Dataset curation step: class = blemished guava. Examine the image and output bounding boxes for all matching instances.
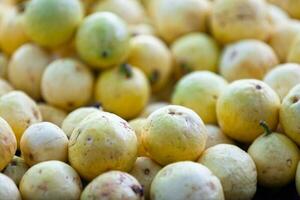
[8,43,51,100]
[68,111,138,181]
[220,39,279,82]
[171,33,220,78]
[129,118,148,156]
[81,171,144,200]
[20,122,68,166]
[263,63,300,100]
[0,53,8,79]
[0,173,21,200]
[142,105,207,165]
[0,78,13,97]
[127,35,172,92]
[211,0,271,44]
[217,79,280,143]
[172,71,228,124]
[37,103,67,127]
[19,161,82,200]
[268,0,300,19]
[95,64,150,120]
[151,161,224,200]
[24,0,83,47]
[199,144,257,200]
[0,91,42,146]
[139,102,169,118]
[3,156,29,186]
[205,124,234,149]
[148,0,210,43]
[248,121,300,188]
[76,12,130,69]
[41,58,94,111]
[129,157,162,200]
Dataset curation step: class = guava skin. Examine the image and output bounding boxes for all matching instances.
[3,156,29,186]
[0,173,21,200]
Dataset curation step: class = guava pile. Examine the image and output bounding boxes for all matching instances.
[1,0,300,199]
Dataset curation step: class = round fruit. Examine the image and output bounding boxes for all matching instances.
[61,107,101,138]
[280,84,300,145]
[95,64,150,119]
[24,0,83,47]
[0,173,21,200]
[0,78,13,96]
[0,91,42,145]
[199,144,257,200]
[263,63,300,100]
[81,171,144,200]
[127,35,172,92]
[0,53,8,79]
[172,71,228,124]
[19,161,82,200]
[0,117,17,171]
[76,12,130,69]
[37,103,67,127]
[217,79,280,143]
[268,0,300,19]
[8,43,51,100]
[142,105,207,165]
[20,122,68,166]
[205,125,234,149]
[220,39,278,81]
[171,33,220,77]
[248,121,300,187]
[41,58,94,111]
[68,111,138,180]
[151,161,224,200]
[149,0,210,43]
[211,0,271,44]
[140,102,169,118]
[129,118,148,156]
[3,156,29,186]
[129,157,161,199]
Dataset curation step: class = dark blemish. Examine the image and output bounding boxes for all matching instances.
[38,183,48,191]
[208,182,216,191]
[229,50,237,60]
[144,168,150,175]
[90,102,102,109]
[131,185,144,197]
[67,102,74,108]
[180,62,191,75]
[101,51,108,58]
[87,137,92,143]
[11,160,17,166]
[149,70,160,85]
[169,111,175,115]
[75,65,82,72]
[292,96,299,104]
[236,12,254,20]
[29,153,34,161]
[262,170,267,174]
[119,174,126,183]
[26,119,31,125]
[255,85,262,90]
[3,136,8,142]
[66,176,69,179]
[287,159,292,167]
[101,192,109,197]
[32,109,39,119]
[38,169,42,174]
[121,121,131,130]
[213,95,218,100]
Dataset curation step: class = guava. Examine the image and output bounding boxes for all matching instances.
[0,78,13,96]
[205,124,234,149]
[3,156,29,186]
[0,173,21,200]
[37,103,67,127]
[129,118,148,156]
[268,0,300,19]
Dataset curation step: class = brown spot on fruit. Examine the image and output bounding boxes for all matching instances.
[38,169,42,174]
[29,153,34,161]
[101,51,108,58]
[255,85,262,90]
[208,182,216,191]
[131,185,144,197]
[144,168,150,175]
[287,159,292,167]
[291,96,299,104]
[229,50,237,60]
[38,183,48,191]
[67,101,74,108]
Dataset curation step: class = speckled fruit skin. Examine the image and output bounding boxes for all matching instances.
[199,144,257,200]
[76,12,130,69]
[216,79,280,143]
[129,118,148,156]
[3,156,29,186]
[81,171,144,200]
[24,0,83,47]
[68,111,138,181]
[37,104,67,127]
[0,173,21,200]
[211,0,271,44]
[172,71,228,124]
[19,161,82,200]
[205,124,234,150]
[142,105,207,166]
[151,161,224,200]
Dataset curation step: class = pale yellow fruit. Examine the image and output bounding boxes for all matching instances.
[0,173,21,200]
[3,156,29,186]
[129,157,162,200]
[248,122,300,188]
[211,0,271,44]
[129,118,148,156]
[288,35,300,63]
[263,63,300,100]
[267,4,289,28]
[0,53,8,79]
[279,84,300,145]
[95,64,150,119]
[38,103,67,127]
[127,35,172,92]
[61,107,100,138]
[142,105,207,165]
[92,0,146,24]
[68,111,138,180]
[139,101,169,118]
[0,91,42,145]
[0,7,29,55]
[81,171,144,200]
[41,58,94,111]
[129,23,157,37]
[199,144,257,200]
[268,0,300,19]
[172,71,228,124]
[20,122,68,166]
[171,33,220,77]
[296,162,300,195]
[19,161,82,200]
[0,78,13,96]
[151,161,224,200]
[8,43,51,100]
[268,20,300,62]
[149,0,210,43]
[217,79,280,143]
[205,125,234,149]
[0,117,16,171]
[220,40,279,82]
